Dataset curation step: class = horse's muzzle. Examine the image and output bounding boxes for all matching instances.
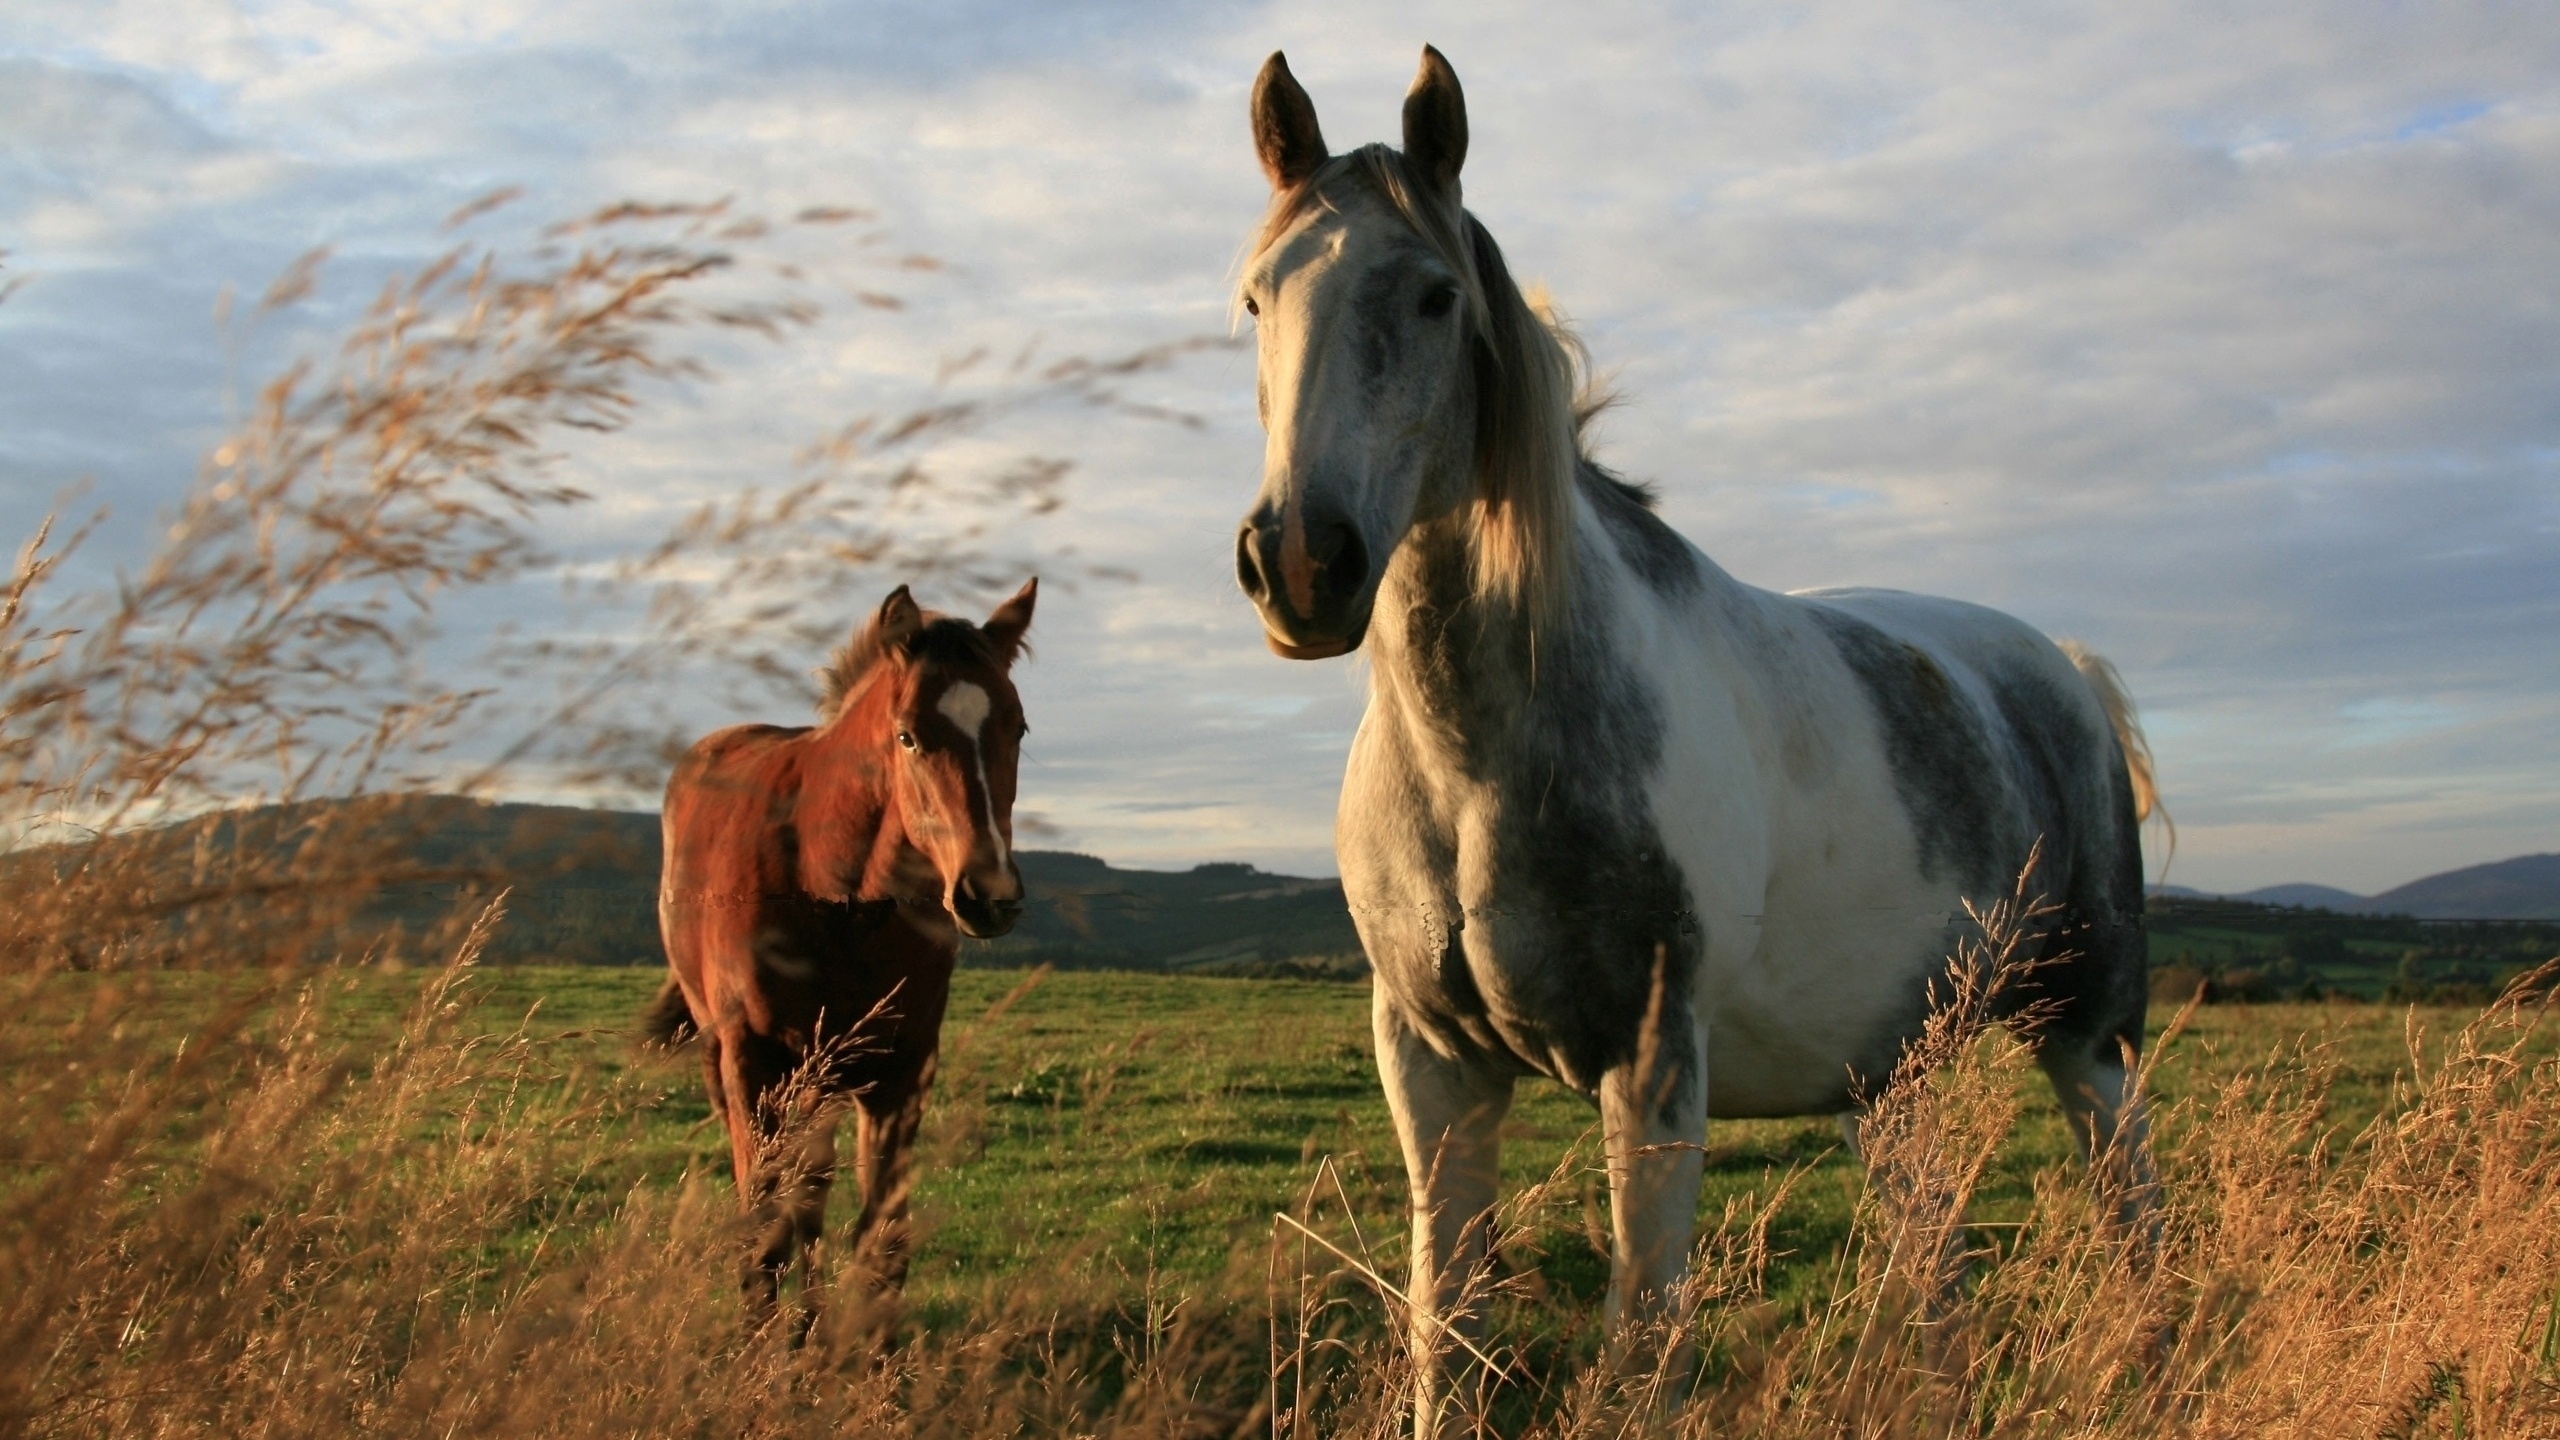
[1235,504,1373,660]
[949,866,1024,939]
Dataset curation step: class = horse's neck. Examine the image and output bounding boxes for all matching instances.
[1367,509,1590,746]
[1367,483,1755,763]
[794,699,907,903]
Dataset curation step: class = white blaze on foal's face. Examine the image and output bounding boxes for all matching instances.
[936,681,991,739]
[933,681,1007,865]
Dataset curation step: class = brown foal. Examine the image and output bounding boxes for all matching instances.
[647,580,1035,1333]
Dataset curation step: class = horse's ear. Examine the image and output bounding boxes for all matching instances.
[872,584,923,652]
[1401,44,1468,195]
[1252,52,1328,192]
[982,577,1037,664]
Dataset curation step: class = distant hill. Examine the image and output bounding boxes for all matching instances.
[15,797,1361,974]
[24,797,2553,985]
[364,799,1365,972]
[2370,854,2560,921]
[2238,883,2372,912]
[2151,853,2560,921]
[967,852,1361,974]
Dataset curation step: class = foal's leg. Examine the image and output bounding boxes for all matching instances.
[847,1050,937,1297]
[2039,1034,2161,1247]
[1375,999,1515,1439]
[779,1120,840,1344]
[720,1028,811,1330]
[1597,1012,1708,1340]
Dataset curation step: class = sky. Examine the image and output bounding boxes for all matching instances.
[3,1,2555,894]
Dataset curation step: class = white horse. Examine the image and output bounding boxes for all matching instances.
[1233,47,2162,1431]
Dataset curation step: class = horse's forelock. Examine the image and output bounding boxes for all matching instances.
[816,615,1005,720]
[1245,144,1582,630]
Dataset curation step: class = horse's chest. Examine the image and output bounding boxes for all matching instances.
[1342,741,1698,1095]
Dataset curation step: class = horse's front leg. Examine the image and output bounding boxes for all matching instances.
[1375,996,1515,1439]
[1598,1008,1708,1343]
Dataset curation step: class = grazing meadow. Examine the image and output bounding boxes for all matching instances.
[7,949,2557,1437]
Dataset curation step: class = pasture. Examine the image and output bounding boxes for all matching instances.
[9,955,2557,1436]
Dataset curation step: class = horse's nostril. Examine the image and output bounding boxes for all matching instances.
[956,872,1022,914]
[1235,525,1269,602]
[1319,521,1367,598]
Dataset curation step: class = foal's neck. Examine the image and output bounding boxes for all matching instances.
[795,679,918,905]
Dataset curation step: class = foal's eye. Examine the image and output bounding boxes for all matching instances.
[1242,296,1261,317]
[1419,285,1458,318]
[896,730,917,751]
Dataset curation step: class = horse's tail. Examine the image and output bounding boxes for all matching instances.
[640,975,698,1049]
[2058,642,2174,871]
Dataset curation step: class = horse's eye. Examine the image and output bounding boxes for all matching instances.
[896,730,917,751]
[1419,285,1458,318]
[1242,295,1260,317]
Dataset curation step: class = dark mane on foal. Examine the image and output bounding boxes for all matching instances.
[816,614,1003,719]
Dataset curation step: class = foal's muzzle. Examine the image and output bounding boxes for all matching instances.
[949,864,1024,939]
[1235,499,1372,660]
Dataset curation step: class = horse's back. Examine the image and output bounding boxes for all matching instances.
[1786,585,2130,883]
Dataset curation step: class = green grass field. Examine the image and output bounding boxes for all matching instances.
[35,963,2497,1325]
[14,957,2559,1437]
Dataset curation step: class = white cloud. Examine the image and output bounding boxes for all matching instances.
[2,0,2555,893]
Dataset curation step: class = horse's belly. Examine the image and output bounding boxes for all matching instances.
[1356,857,1949,1120]
[1694,903,1953,1116]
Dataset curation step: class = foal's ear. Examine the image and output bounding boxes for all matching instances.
[1252,51,1328,192]
[982,577,1037,664]
[872,584,924,651]
[1401,44,1468,195]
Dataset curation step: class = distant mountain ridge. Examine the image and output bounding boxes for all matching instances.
[2242,883,2372,912]
[34,798,2557,973]
[48,796,1363,972]
[2156,853,2560,920]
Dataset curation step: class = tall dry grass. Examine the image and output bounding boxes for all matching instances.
[6,882,2555,1437]
[5,202,2560,1437]
[1254,880,2560,1439]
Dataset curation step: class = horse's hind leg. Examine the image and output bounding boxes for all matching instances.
[780,1120,839,1345]
[700,1029,779,1330]
[2039,1034,2161,1248]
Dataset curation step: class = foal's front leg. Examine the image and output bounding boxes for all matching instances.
[847,1050,937,1298]
[721,1029,840,1339]
[1375,998,1515,1439]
